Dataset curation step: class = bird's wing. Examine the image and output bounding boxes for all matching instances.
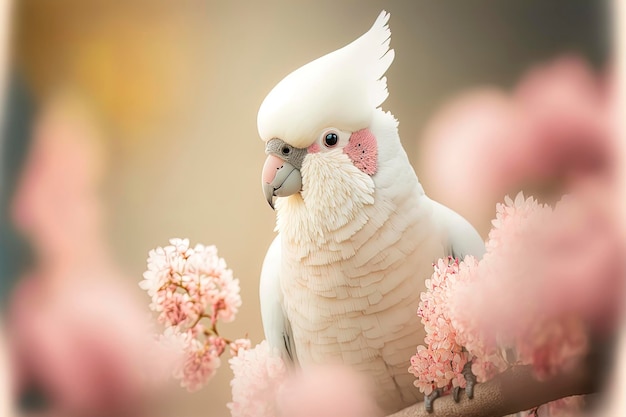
[259,234,298,364]
[429,198,486,260]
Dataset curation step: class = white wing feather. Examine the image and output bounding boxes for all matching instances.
[259,234,297,364]
[429,198,486,260]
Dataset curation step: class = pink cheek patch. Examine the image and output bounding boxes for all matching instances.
[344,128,378,175]
[307,143,320,154]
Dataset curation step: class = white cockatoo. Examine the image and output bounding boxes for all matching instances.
[258,11,485,414]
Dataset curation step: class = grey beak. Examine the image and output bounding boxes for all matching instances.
[262,161,303,210]
[263,181,276,209]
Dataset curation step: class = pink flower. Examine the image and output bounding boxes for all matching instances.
[541,189,624,330]
[419,56,613,236]
[141,238,246,392]
[0,322,12,417]
[176,339,221,392]
[6,94,172,415]
[410,257,492,394]
[229,342,381,417]
[140,239,189,297]
[140,239,242,329]
[186,244,242,323]
[414,192,605,392]
[515,318,588,381]
[8,276,158,415]
[277,365,382,417]
[229,338,252,357]
[156,291,196,327]
[228,341,287,417]
[536,396,585,417]
[470,357,508,384]
[409,345,469,395]
[448,193,593,380]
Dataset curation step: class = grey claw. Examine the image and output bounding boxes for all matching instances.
[453,386,461,402]
[424,388,442,413]
[462,361,477,399]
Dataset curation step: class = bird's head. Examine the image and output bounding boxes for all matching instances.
[258,11,402,218]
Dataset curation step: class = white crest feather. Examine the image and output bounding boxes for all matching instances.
[257,10,395,148]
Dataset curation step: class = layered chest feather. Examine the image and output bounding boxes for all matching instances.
[279,192,444,333]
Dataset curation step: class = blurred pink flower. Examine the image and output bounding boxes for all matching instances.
[448,193,598,380]
[541,186,625,330]
[538,396,585,417]
[419,56,613,235]
[516,318,588,380]
[228,341,381,417]
[228,341,287,417]
[7,94,165,416]
[411,189,618,408]
[10,93,108,262]
[456,191,622,338]
[277,365,382,417]
[0,323,13,417]
[151,327,193,381]
[8,275,157,416]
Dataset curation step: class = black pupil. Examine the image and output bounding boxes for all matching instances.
[282,146,291,155]
[325,133,338,146]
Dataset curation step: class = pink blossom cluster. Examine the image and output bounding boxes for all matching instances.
[450,194,592,379]
[409,257,468,395]
[412,193,603,408]
[409,256,506,396]
[140,238,249,392]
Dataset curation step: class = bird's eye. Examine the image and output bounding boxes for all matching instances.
[281,145,291,155]
[324,132,339,147]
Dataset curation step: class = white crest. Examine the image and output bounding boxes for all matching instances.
[257,11,395,148]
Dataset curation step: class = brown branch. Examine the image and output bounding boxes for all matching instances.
[388,363,595,417]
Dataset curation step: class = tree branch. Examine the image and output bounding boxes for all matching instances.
[388,363,595,417]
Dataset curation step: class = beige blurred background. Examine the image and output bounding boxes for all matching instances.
[8,1,608,416]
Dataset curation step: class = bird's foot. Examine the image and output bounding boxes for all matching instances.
[424,362,478,412]
[424,388,442,413]
[452,386,462,402]
[462,360,477,399]
[451,360,478,402]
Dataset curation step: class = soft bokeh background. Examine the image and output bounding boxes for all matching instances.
[0,1,612,416]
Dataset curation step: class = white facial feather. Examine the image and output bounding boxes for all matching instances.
[275,150,375,250]
[257,11,395,148]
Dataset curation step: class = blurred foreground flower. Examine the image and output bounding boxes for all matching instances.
[9,276,157,415]
[420,56,613,235]
[277,365,382,417]
[0,322,12,417]
[228,341,287,417]
[228,341,381,417]
[410,191,622,415]
[7,92,165,416]
[140,238,249,392]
